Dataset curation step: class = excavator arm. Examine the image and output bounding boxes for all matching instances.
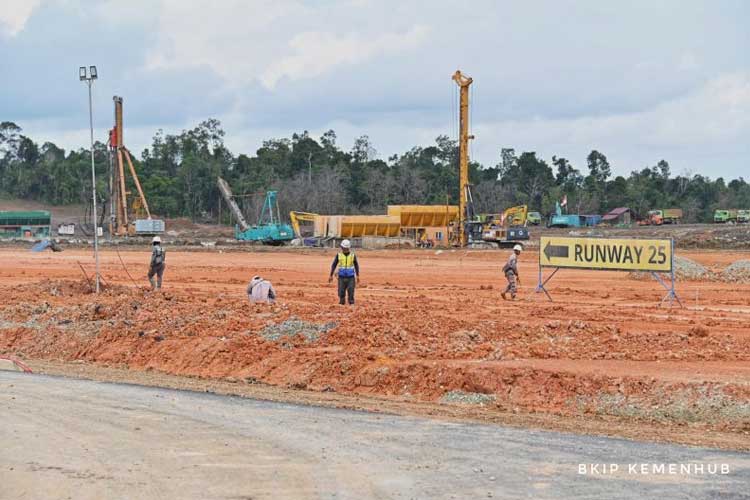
[501,205,528,227]
[289,211,318,238]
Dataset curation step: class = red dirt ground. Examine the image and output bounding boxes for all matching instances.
[1,247,750,439]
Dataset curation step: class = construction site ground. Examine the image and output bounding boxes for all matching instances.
[2,245,750,450]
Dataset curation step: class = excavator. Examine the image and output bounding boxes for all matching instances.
[478,205,530,247]
[289,211,318,239]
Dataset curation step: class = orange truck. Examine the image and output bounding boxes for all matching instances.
[639,208,683,226]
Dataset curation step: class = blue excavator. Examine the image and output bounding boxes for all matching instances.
[217,177,294,244]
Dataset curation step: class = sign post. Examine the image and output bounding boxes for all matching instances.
[536,236,682,307]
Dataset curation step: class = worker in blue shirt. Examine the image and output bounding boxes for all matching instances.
[328,239,360,305]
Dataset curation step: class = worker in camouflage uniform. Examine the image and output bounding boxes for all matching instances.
[501,244,523,300]
[328,239,360,305]
[148,236,166,290]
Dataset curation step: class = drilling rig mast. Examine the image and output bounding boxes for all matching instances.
[108,96,162,236]
[452,70,473,246]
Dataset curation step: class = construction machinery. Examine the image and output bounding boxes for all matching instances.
[108,96,164,236]
[217,177,294,244]
[549,201,585,228]
[500,205,528,226]
[639,208,683,226]
[450,70,530,247]
[452,70,473,247]
[476,205,530,247]
[527,211,542,225]
[714,209,739,223]
[714,208,750,223]
[289,211,319,239]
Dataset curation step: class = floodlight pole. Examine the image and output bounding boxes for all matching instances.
[82,67,100,293]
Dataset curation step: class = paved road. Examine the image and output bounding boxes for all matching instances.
[1,372,748,499]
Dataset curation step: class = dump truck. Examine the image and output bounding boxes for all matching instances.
[659,208,682,224]
[714,209,739,223]
[639,208,683,225]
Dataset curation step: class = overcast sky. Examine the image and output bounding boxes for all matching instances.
[1,0,748,178]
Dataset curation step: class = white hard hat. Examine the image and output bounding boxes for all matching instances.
[152,236,161,244]
[513,244,523,252]
[340,239,351,249]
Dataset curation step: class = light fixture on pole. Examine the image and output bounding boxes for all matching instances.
[79,65,101,293]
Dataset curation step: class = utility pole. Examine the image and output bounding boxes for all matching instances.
[307,151,313,184]
[80,66,100,293]
[452,70,473,246]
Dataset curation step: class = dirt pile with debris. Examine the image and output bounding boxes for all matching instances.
[630,255,709,281]
[720,260,750,284]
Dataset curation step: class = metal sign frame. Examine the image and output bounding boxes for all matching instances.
[536,236,682,307]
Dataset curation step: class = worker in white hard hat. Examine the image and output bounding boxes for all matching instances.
[328,239,360,305]
[501,244,523,300]
[148,235,166,290]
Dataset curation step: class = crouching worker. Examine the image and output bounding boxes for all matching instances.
[501,244,523,300]
[148,236,166,290]
[247,275,276,304]
[328,239,359,305]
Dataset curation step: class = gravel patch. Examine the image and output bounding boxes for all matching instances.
[583,386,750,424]
[673,256,709,280]
[720,260,750,284]
[629,255,708,281]
[259,317,337,343]
[440,390,496,405]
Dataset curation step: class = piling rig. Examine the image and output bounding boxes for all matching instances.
[107,96,164,236]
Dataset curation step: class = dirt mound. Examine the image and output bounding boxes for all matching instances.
[629,255,708,281]
[674,256,710,280]
[720,260,750,283]
[10,279,131,297]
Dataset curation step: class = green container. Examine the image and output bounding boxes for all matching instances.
[0,210,51,238]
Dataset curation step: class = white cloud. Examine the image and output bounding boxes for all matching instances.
[145,0,304,85]
[144,0,429,91]
[0,0,42,37]
[466,72,750,175]
[260,25,430,89]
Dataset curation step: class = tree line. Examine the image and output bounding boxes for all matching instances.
[1,119,749,223]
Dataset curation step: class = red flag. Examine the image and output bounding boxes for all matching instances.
[561,195,568,207]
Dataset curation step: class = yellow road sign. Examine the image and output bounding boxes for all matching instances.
[539,236,672,272]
